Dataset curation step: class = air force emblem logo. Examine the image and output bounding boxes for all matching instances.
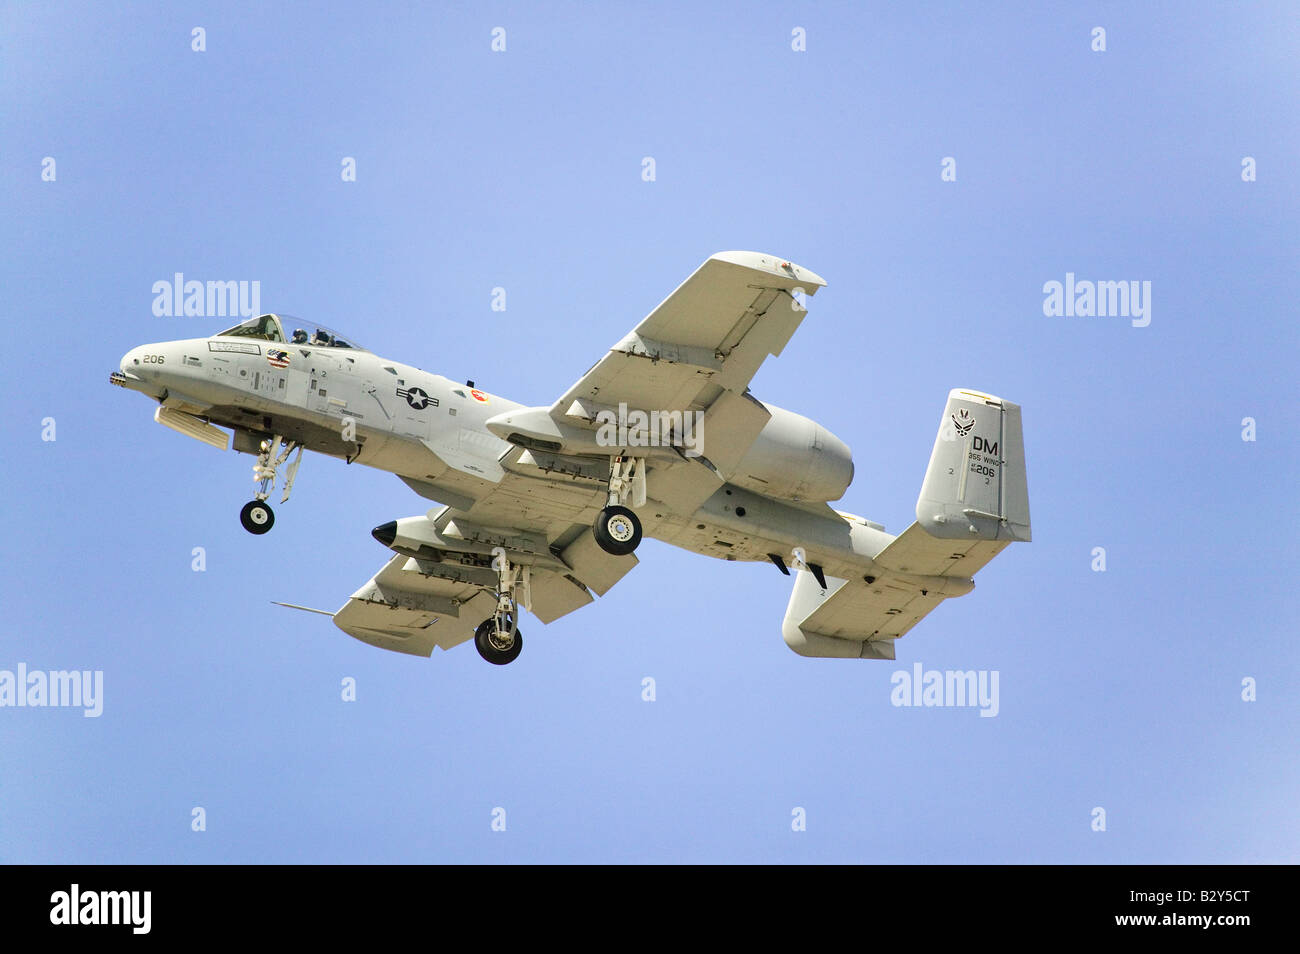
[397,386,436,410]
[951,407,975,437]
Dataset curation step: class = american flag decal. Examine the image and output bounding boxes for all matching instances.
[267,349,290,369]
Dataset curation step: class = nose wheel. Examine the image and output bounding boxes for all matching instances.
[239,435,304,535]
[240,499,275,534]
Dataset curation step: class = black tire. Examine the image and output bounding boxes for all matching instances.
[474,618,523,665]
[593,505,641,555]
[240,499,275,535]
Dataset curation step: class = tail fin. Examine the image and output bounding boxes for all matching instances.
[916,389,1030,543]
[780,389,1030,660]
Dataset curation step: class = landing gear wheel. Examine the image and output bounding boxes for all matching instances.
[240,500,275,535]
[593,505,641,556]
[474,618,523,666]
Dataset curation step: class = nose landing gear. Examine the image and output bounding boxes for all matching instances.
[240,435,303,535]
[239,499,275,534]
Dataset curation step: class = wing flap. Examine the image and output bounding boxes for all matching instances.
[559,530,638,597]
[693,388,772,475]
[528,570,594,624]
[560,352,712,419]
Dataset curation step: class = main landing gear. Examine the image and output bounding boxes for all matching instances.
[594,505,641,555]
[593,455,644,556]
[474,549,532,665]
[240,435,303,535]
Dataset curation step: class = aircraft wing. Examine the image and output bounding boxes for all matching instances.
[332,547,609,658]
[335,252,830,657]
[549,251,825,499]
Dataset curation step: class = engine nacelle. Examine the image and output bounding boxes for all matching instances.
[730,403,853,502]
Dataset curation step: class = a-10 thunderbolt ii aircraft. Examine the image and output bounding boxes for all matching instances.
[112,252,1030,665]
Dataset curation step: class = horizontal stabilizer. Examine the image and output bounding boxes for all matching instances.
[782,566,942,660]
[781,388,1030,659]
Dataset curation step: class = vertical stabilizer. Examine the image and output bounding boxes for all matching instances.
[916,389,1030,542]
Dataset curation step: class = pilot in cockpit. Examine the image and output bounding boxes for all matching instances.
[291,328,309,344]
[310,329,334,346]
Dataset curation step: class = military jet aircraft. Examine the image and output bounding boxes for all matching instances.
[112,252,1030,665]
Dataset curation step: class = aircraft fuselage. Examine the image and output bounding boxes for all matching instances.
[113,321,896,584]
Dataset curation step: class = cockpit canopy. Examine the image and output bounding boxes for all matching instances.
[216,314,366,351]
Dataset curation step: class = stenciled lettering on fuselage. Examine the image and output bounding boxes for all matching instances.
[207,340,261,355]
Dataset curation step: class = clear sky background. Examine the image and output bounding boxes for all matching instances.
[2,2,1296,863]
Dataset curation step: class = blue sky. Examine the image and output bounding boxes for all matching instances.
[1,1,1296,862]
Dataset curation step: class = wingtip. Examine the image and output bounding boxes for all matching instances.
[709,251,827,290]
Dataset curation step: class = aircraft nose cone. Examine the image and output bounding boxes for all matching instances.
[120,345,157,379]
[113,347,155,393]
[371,522,397,547]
